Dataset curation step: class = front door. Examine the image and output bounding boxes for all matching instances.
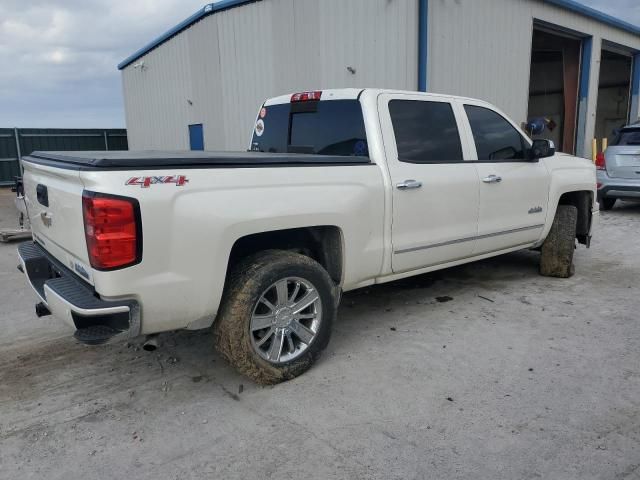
[189,124,204,151]
[458,101,550,254]
[378,94,480,274]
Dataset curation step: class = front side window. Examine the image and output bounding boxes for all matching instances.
[464,105,527,161]
[389,100,463,163]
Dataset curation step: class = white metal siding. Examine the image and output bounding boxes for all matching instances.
[427,0,640,158]
[122,0,419,151]
[122,32,194,150]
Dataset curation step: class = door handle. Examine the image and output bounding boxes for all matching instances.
[396,179,423,190]
[482,175,502,184]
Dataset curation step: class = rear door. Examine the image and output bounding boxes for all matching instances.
[605,128,640,179]
[458,100,550,255]
[378,93,480,273]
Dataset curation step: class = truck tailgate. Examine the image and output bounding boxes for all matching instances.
[22,160,94,284]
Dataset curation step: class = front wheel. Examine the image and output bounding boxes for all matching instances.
[213,250,337,384]
[539,205,578,278]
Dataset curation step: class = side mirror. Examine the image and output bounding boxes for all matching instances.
[529,139,555,160]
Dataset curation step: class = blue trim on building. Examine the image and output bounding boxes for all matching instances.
[542,0,640,37]
[630,54,640,122]
[117,0,258,70]
[417,0,429,92]
[575,36,592,158]
[578,37,592,102]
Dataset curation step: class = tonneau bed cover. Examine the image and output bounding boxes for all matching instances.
[22,151,371,170]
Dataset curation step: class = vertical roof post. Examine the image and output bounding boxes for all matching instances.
[418,0,429,92]
[631,53,640,123]
[14,127,23,176]
[575,36,593,158]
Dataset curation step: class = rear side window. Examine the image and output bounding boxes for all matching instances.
[250,100,368,157]
[464,105,526,161]
[250,105,289,154]
[612,128,640,146]
[389,100,463,163]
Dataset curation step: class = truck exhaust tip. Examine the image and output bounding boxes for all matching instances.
[142,335,158,351]
[35,302,51,317]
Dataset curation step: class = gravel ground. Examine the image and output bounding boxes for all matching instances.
[1,187,639,480]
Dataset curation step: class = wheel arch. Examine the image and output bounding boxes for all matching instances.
[542,160,597,247]
[557,190,593,245]
[225,226,345,286]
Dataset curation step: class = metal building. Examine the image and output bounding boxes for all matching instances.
[119,0,640,159]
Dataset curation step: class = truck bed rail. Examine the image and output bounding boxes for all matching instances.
[22,151,372,170]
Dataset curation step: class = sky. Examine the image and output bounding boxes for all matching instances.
[0,0,638,128]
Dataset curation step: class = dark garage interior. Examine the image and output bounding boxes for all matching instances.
[594,47,633,144]
[527,27,582,154]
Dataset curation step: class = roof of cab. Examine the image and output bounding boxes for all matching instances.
[263,88,488,106]
[264,89,364,105]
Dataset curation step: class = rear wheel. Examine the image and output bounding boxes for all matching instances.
[599,197,616,211]
[213,250,337,384]
[539,205,578,278]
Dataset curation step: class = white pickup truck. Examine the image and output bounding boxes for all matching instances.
[18,88,597,383]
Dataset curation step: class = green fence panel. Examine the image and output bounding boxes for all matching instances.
[0,128,128,186]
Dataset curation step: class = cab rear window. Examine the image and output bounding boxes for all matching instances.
[251,100,368,157]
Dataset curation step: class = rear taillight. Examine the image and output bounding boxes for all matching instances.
[291,91,322,102]
[595,152,606,170]
[82,192,141,270]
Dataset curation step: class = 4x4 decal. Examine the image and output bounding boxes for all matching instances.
[126,175,189,188]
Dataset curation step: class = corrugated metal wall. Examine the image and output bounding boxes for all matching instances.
[0,129,128,186]
[122,0,640,158]
[122,0,419,151]
[427,0,640,158]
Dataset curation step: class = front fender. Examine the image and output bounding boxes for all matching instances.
[537,156,597,244]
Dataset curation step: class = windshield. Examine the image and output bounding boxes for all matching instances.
[612,128,640,146]
[250,100,369,157]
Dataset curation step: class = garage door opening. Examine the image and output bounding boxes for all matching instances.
[594,48,633,145]
[527,28,582,154]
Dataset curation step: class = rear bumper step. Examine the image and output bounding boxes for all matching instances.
[17,241,140,345]
[74,325,123,346]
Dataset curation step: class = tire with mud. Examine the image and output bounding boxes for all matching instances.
[539,205,578,278]
[213,250,337,384]
[599,197,616,211]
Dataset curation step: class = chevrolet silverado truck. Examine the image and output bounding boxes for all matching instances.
[17,88,598,384]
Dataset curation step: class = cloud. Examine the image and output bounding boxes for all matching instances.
[0,0,637,129]
[578,0,640,26]
[0,0,205,127]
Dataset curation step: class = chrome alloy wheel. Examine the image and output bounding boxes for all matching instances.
[250,277,322,364]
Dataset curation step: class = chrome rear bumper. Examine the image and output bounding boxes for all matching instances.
[17,241,140,345]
